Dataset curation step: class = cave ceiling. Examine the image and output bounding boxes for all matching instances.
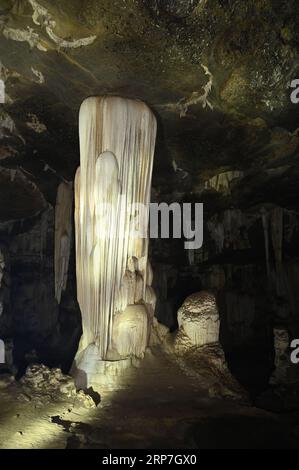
[1,0,299,219]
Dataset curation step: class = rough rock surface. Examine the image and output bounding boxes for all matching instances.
[0,0,299,428]
[270,328,299,385]
[1,349,298,449]
[111,305,149,359]
[1,0,299,213]
[168,328,247,401]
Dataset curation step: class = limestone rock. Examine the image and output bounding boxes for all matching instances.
[145,286,157,318]
[177,291,220,347]
[204,171,244,195]
[20,364,77,395]
[20,364,97,407]
[75,96,156,360]
[54,181,73,304]
[71,343,138,392]
[270,328,297,385]
[112,305,148,359]
[181,342,247,401]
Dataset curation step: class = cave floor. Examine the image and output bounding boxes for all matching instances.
[0,347,298,449]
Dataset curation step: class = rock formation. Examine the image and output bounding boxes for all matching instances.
[73,96,157,375]
[0,248,5,319]
[168,290,247,401]
[270,328,291,385]
[1,0,299,448]
[177,291,220,347]
[204,171,244,195]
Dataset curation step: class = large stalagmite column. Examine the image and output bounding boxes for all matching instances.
[74,96,157,369]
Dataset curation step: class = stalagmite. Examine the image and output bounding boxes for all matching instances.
[261,207,270,280]
[270,207,283,268]
[74,96,157,364]
[54,181,73,303]
[0,248,4,317]
[270,207,284,295]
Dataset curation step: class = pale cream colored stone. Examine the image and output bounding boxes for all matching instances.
[54,181,72,303]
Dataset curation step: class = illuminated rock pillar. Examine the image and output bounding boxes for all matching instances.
[74,96,157,364]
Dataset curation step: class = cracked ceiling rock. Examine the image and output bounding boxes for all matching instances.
[31,67,45,84]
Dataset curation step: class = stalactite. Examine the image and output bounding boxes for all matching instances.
[261,207,270,280]
[223,209,247,250]
[74,96,157,361]
[145,286,157,318]
[0,248,4,317]
[54,181,73,304]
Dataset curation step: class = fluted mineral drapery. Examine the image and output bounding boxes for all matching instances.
[75,96,157,359]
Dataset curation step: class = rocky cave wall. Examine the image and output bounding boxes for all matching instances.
[150,199,299,392]
[0,0,299,397]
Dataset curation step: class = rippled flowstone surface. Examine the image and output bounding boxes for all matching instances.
[0,353,298,449]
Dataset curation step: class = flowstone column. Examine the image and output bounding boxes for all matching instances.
[72,97,157,385]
